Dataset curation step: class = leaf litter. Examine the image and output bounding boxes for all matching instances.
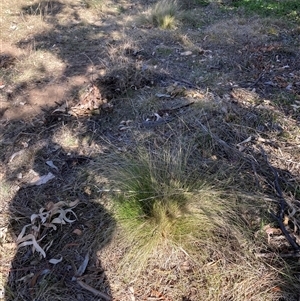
[28,172,55,186]
[17,200,79,258]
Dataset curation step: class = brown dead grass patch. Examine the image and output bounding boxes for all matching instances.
[15,51,65,84]
[203,17,270,46]
[1,0,53,44]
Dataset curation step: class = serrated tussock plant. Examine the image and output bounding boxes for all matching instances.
[107,139,221,269]
[147,0,180,29]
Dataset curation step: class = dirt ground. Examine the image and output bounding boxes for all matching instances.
[1,0,300,300]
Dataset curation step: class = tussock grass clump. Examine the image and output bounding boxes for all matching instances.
[108,139,202,266]
[144,0,180,29]
[95,136,300,299]
[107,139,251,272]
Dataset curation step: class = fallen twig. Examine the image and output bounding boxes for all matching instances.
[195,120,232,150]
[76,253,89,277]
[160,101,195,114]
[196,120,300,252]
[76,279,112,301]
[249,71,265,88]
[170,76,200,90]
[255,252,300,258]
[260,146,300,252]
[140,117,174,128]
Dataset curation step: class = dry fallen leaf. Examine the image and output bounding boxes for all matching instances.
[16,273,34,282]
[76,253,89,277]
[21,141,28,148]
[44,240,54,252]
[52,103,68,114]
[73,229,82,236]
[237,136,252,152]
[9,150,25,163]
[180,51,192,56]
[31,211,49,224]
[17,234,46,258]
[263,224,282,244]
[264,225,282,236]
[155,93,171,98]
[43,223,57,230]
[29,172,55,186]
[17,200,80,258]
[46,160,59,171]
[29,269,50,288]
[49,255,63,265]
[51,208,77,224]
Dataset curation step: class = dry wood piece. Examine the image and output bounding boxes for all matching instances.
[141,102,194,128]
[260,146,300,253]
[76,280,112,301]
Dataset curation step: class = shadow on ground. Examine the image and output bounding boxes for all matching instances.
[4,142,115,300]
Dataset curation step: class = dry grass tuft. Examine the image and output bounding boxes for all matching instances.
[14,51,65,85]
[142,0,180,29]
[91,135,283,298]
[52,126,80,151]
[88,111,300,299]
[93,138,300,300]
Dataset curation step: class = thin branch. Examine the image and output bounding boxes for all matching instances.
[76,280,112,301]
[249,71,265,88]
[260,146,300,253]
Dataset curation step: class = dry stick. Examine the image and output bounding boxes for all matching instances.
[169,76,201,90]
[164,101,195,113]
[195,120,230,149]
[76,280,112,301]
[195,119,255,163]
[196,120,267,194]
[249,71,265,88]
[196,120,300,251]
[256,252,300,258]
[260,146,300,253]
